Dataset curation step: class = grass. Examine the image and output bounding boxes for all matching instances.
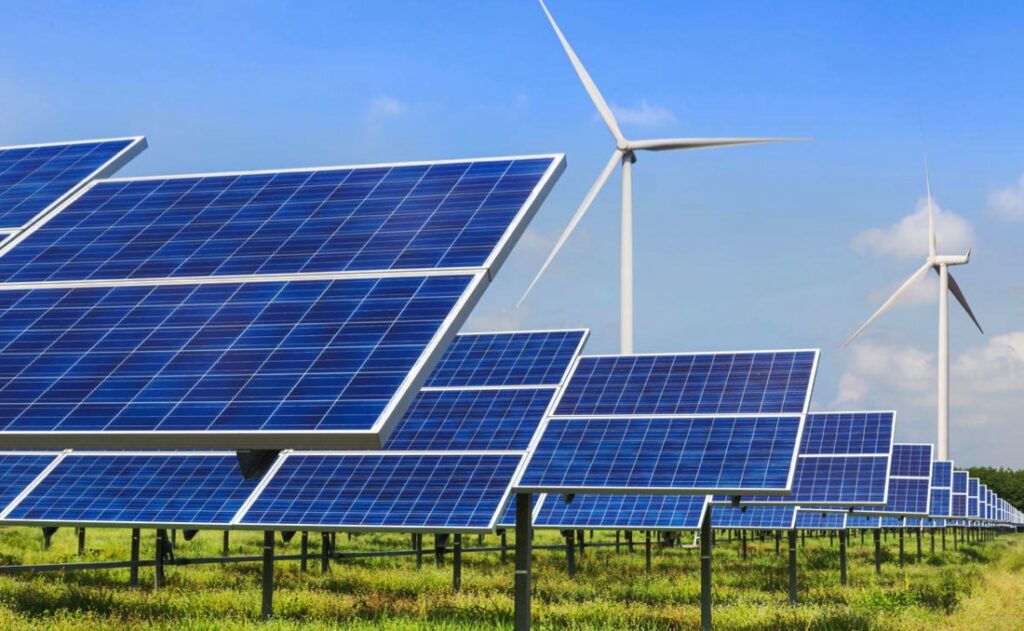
[0,526,1021,630]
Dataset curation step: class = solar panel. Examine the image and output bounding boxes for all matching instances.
[846,443,932,517]
[0,452,262,527]
[881,517,904,528]
[424,329,587,388]
[0,138,145,231]
[237,451,522,532]
[515,350,819,496]
[968,477,980,518]
[0,156,562,283]
[715,411,894,506]
[0,155,566,450]
[0,452,61,513]
[0,275,480,448]
[951,470,968,518]
[929,460,953,518]
[517,416,803,494]
[794,509,846,530]
[846,515,881,529]
[554,351,817,416]
[979,484,989,521]
[534,494,709,531]
[712,505,795,530]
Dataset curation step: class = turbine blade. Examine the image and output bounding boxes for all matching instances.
[946,271,983,334]
[629,137,811,152]
[924,151,937,258]
[517,149,623,307]
[843,261,933,347]
[537,0,626,145]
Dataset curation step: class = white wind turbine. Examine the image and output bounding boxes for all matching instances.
[844,157,983,461]
[518,0,807,353]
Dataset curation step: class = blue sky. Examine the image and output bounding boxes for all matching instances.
[4,1,1024,466]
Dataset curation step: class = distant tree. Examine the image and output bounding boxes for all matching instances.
[965,467,1024,512]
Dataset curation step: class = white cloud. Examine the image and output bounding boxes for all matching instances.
[364,95,408,134]
[987,174,1024,220]
[608,99,676,127]
[850,198,975,260]
[831,334,1024,464]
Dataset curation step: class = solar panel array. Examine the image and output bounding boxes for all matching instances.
[0,155,565,450]
[715,411,894,506]
[0,138,145,231]
[515,350,819,495]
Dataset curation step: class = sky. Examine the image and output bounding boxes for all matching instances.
[3,1,1023,467]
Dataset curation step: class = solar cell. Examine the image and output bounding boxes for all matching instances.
[794,509,846,530]
[516,415,803,494]
[238,451,522,532]
[716,411,894,506]
[424,329,586,388]
[0,452,61,513]
[0,156,563,283]
[534,494,708,530]
[713,505,795,530]
[0,274,482,448]
[554,351,817,416]
[0,138,145,231]
[0,452,262,526]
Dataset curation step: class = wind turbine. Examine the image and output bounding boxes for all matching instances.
[844,157,983,460]
[519,0,806,353]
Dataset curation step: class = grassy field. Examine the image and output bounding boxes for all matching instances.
[0,526,1021,630]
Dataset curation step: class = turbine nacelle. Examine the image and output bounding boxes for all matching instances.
[930,253,970,267]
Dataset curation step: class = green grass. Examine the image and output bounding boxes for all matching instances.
[0,527,1021,630]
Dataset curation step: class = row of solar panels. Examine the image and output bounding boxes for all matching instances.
[0,137,1020,533]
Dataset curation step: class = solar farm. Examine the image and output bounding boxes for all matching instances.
[2,4,1023,631]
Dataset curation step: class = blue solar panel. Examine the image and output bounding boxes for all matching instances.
[0,157,561,283]
[844,443,932,517]
[721,411,893,506]
[424,330,586,388]
[931,461,953,488]
[881,517,903,528]
[890,444,932,477]
[847,515,880,529]
[794,510,846,530]
[968,478,980,518]
[929,460,953,518]
[239,452,522,531]
[384,387,554,450]
[0,275,475,442]
[0,452,60,513]
[712,505,795,529]
[0,138,144,230]
[953,470,968,493]
[554,351,817,416]
[518,416,801,493]
[3,453,259,525]
[534,494,708,530]
[884,478,930,515]
[930,489,952,517]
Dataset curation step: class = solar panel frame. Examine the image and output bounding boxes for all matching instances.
[0,137,147,233]
[513,348,820,496]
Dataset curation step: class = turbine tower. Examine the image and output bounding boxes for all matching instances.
[844,157,983,460]
[519,0,806,353]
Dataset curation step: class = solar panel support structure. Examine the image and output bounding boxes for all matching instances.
[898,527,905,567]
[514,493,532,631]
[261,531,274,621]
[563,531,575,577]
[452,534,462,592]
[839,530,847,586]
[300,532,308,573]
[77,527,85,556]
[223,531,230,557]
[320,533,330,574]
[129,529,140,587]
[788,529,798,604]
[154,530,166,588]
[700,505,712,631]
[42,527,57,550]
[645,531,652,572]
[916,528,922,562]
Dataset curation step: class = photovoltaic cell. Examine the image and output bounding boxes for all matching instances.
[517,416,802,493]
[0,275,476,443]
[0,157,559,283]
[712,505,795,529]
[384,387,554,451]
[2,453,259,525]
[424,330,586,388]
[794,510,846,530]
[535,494,708,530]
[0,138,143,230]
[0,453,60,512]
[554,351,816,416]
[238,452,522,531]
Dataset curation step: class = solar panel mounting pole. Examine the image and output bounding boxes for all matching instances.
[787,529,798,604]
[514,493,532,631]
[129,529,140,587]
[261,531,274,621]
[898,527,905,567]
[300,531,308,573]
[564,531,576,577]
[700,506,713,631]
[320,533,330,574]
[645,531,652,572]
[839,529,847,586]
[453,534,462,592]
[155,530,166,588]
[916,528,922,562]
